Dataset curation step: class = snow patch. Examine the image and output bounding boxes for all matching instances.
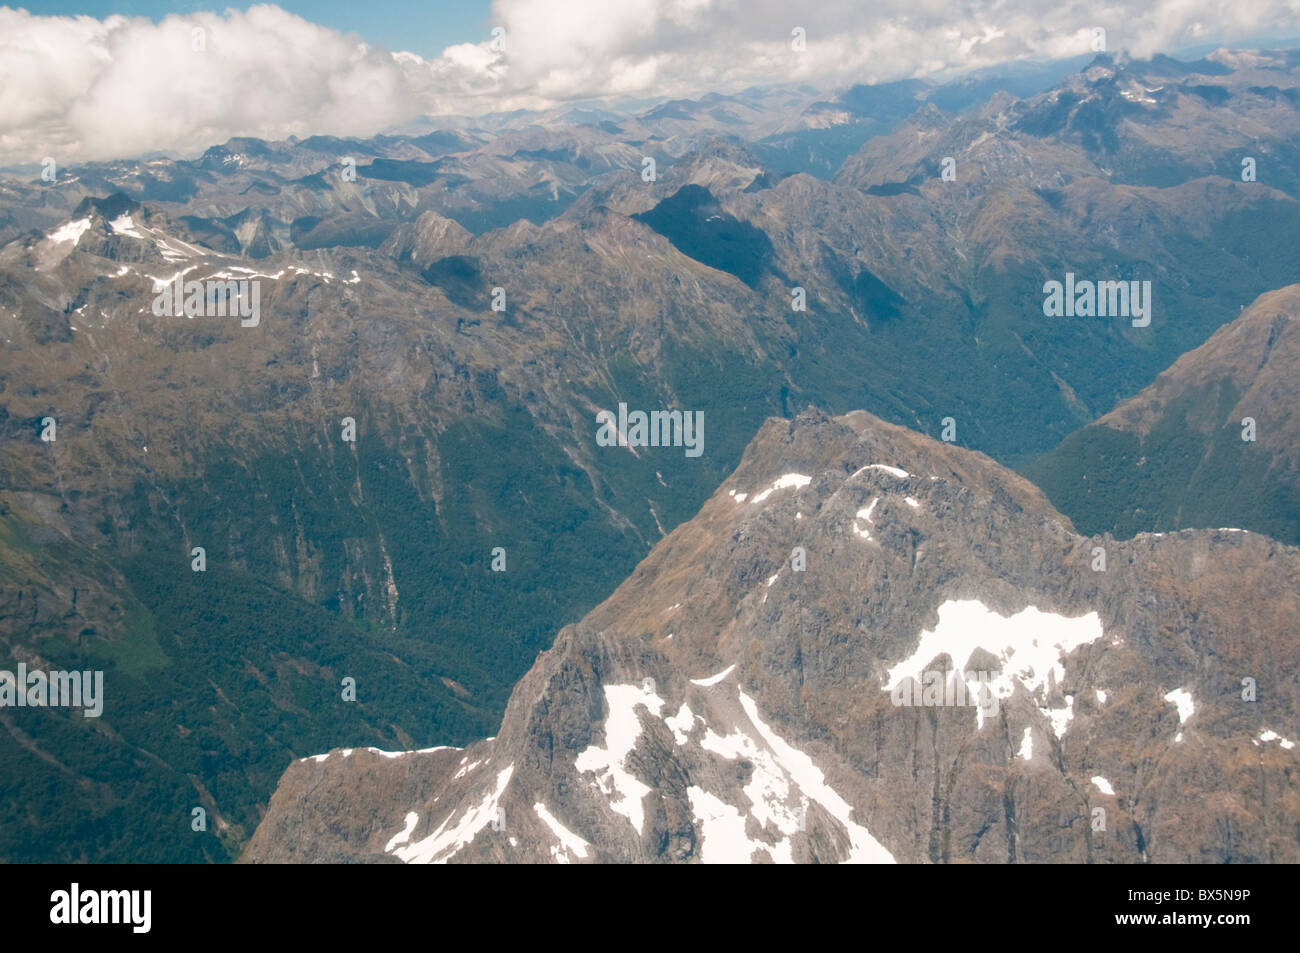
[851,464,909,479]
[883,600,1105,735]
[750,473,811,504]
[50,218,92,245]
[206,268,285,280]
[574,685,664,835]
[1258,730,1296,750]
[1044,695,1074,740]
[691,664,736,687]
[391,764,514,864]
[384,811,419,851]
[1163,688,1194,725]
[145,264,200,288]
[688,787,765,863]
[852,497,880,540]
[534,803,591,862]
[681,692,893,863]
[665,703,697,744]
[109,214,143,238]
[738,690,894,863]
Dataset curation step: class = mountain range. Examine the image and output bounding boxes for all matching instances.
[3,49,1299,862]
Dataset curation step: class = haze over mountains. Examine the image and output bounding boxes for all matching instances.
[3,47,1300,862]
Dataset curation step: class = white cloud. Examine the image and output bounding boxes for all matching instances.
[486,0,1300,100]
[0,5,430,163]
[2,0,1299,164]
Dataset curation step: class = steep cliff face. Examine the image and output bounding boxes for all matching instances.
[244,409,1300,863]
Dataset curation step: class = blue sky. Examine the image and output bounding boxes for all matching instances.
[16,0,493,56]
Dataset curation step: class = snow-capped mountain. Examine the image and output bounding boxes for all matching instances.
[244,408,1300,863]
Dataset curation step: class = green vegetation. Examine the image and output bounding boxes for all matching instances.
[0,549,497,863]
[1024,377,1300,545]
[2,376,755,862]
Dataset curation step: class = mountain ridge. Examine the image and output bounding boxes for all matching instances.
[244,407,1300,863]
[1027,283,1300,543]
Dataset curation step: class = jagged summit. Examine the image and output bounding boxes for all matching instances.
[71,191,140,221]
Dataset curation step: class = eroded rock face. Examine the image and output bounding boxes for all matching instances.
[243,409,1300,864]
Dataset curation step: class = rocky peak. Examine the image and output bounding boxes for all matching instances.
[244,409,1300,864]
[381,209,473,268]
